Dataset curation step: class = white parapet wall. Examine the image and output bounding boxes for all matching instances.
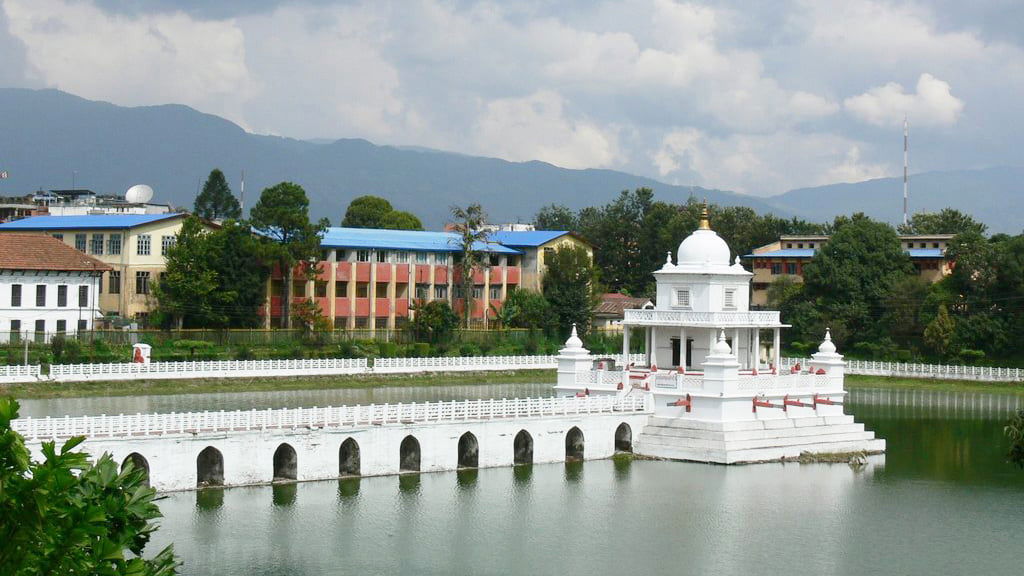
[15,395,651,492]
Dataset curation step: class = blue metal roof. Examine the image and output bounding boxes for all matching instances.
[320,227,522,254]
[0,213,184,230]
[747,247,945,259]
[488,230,571,247]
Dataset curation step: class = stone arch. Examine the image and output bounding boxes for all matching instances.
[615,422,633,453]
[197,446,224,487]
[273,443,298,481]
[339,438,361,477]
[121,452,150,487]
[458,432,479,469]
[400,435,421,472]
[565,426,585,461]
[513,430,533,466]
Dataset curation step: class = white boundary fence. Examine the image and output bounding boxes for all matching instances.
[12,394,650,440]
[0,365,41,383]
[47,358,369,382]
[780,357,1023,383]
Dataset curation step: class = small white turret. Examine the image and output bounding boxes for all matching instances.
[710,330,732,357]
[817,328,837,355]
[556,324,594,390]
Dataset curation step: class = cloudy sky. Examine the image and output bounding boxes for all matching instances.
[1,0,1021,196]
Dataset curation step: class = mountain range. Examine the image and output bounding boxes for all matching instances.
[0,88,1020,233]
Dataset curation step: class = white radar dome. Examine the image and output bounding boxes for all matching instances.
[125,184,154,204]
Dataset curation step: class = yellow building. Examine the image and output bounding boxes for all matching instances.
[745,233,954,307]
[488,231,593,292]
[0,214,212,320]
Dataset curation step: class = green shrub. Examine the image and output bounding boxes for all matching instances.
[50,335,66,363]
[412,343,430,358]
[459,343,482,357]
[233,346,254,360]
[959,349,986,365]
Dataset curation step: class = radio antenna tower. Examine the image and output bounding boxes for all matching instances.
[903,116,909,226]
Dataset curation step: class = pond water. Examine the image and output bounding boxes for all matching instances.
[19,384,1024,575]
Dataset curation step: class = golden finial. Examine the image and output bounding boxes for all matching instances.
[698,198,711,230]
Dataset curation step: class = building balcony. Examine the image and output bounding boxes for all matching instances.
[623,309,784,328]
[569,366,834,397]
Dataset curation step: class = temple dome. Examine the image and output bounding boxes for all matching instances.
[677,228,731,266]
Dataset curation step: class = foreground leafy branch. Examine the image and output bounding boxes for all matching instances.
[0,397,178,576]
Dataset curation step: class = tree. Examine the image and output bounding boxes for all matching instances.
[924,304,955,356]
[153,217,222,329]
[801,214,913,346]
[499,288,552,331]
[897,208,987,236]
[450,203,489,328]
[409,300,459,342]
[543,244,600,337]
[342,196,394,228]
[534,204,577,231]
[204,221,271,328]
[379,210,424,230]
[1006,409,1024,469]
[250,182,329,329]
[193,169,241,221]
[0,397,178,575]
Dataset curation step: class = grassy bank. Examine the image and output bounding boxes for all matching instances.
[4,369,1023,401]
[845,374,1024,395]
[2,369,557,400]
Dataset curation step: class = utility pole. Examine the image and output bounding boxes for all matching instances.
[903,116,909,227]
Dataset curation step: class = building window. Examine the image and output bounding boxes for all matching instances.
[489,285,501,300]
[10,284,21,307]
[78,285,89,307]
[415,283,430,299]
[797,243,804,249]
[375,283,389,298]
[785,243,793,249]
[161,235,176,255]
[355,282,369,298]
[109,271,121,294]
[34,319,45,337]
[109,234,122,255]
[507,255,518,266]
[771,263,782,275]
[57,285,68,307]
[489,254,501,267]
[933,242,939,248]
[356,250,370,262]
[78,319,88,331]
[786,263,798,275]
[415,252,429,264]
[472,286,483,299]
[435,253,449,265]
[56,319,66,333]
[137,235,151,256]
[51,233,63,241]
[376,250,389,263]
[674,288,690,308]
[135,271,150,295]
[434,285,448,300]
[395,251,409,263]
[453,284,464,298]
[336,250,347,261]
[354,317,369,329]
[10,319,21,337]
[90,234,104,255]
[75,233,87,252]
[35,285,46,307]
[334,282,348,298]
[724,288,736,310]
[314,281,327,298]
[320,249,334,262]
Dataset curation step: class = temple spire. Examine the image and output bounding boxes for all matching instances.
[698,199,711,230]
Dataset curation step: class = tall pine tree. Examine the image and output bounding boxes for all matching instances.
[194,169,241,221]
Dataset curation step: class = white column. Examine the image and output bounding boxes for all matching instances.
[622,326,630,361]
[679,327,687,370]
[753,328,760,369]
[732,328,741,368]
[645,327,653,367]
[773,328,781,371]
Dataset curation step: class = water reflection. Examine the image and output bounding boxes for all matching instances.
[612,455,632,480]
[195,487,224,511]
[398,473,421,494]
[456,468,479,488]
[564,460,584,483]
[513,464,533,486]
[272,483,297,507]
[337,477,360,500]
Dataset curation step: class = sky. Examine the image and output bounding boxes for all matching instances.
[1,0,1022,197]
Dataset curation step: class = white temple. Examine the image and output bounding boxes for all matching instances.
[556,205,885,463]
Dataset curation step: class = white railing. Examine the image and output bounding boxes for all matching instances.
[624,309,781,327]
[47,358,369,382]
[575,370,627,387]
[374,355,559,372]
[780,357,1024,383]
[12,395,650,441]
[0,364,41,383]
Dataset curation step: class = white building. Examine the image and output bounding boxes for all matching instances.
[0,233,110,343]
[556,205,885,463]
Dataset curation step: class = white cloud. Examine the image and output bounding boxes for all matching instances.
[473,90,621,169]
[3,0,254,125]
[844,73,965,127]
[653,128,889,194]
